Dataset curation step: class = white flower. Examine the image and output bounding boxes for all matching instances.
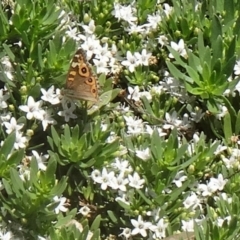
[31,150,48,171]
[66,26,80,41]
[115,189,134,205]
[131,215,152,237]
[14,131,28,150]
[111,158,133,174]
[41,86,61,105]
[128,172,145,189]
[208,174,227,191]
[128,86,141,101]
[169,39,188,59]
[94,43,112,63]
[216,105,228,119]
[92,58,109,74]
[157,35,169,47]
[81,19,96,35]
[140,91,152,102]
[149,218,168,239]
[3,117,24,134]
[134,49,152,66]
[79,206,91,216]
[119,228,132,239]
[163,3,173,17]
[122,51,139,73]
[53,196,68,214]
[80,35,101,60]
[41,109,56,131]
[163,111,182,129]
[172,170,187,187]
[91,168,115,190]
[135,148,151,161]
[91,169,102,183]
[124,116,144,135]
[112,3,137,23]
[234,60,240,75]
[0,228,13,240]
[183,192,202,210]
[125,23,146,34]
[181,219,194,232]
[197,181,219,196]
[58,103,77,122]
[0,89,9,110]
[19,96,43,120]
[146,12,162,30]
[109,173,129,191]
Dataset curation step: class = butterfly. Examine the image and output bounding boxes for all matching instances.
[63,49,99,102]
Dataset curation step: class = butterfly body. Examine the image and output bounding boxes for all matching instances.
[64,49,99,102]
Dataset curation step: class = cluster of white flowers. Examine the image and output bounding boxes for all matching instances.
[91,158,145,192]
[119,215,168,239]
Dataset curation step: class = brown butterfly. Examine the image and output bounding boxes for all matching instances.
[63,49,99,102]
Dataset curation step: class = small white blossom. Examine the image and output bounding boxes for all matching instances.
[79,206,91,216]
[119,228,132,239]
[172,171,187,187]
[128,172,145,189]
[31,150,48,171]
[81,19,96,35]
[53,196,68,214]
[122,51,138,73]
[149,218,168,239]
[4,117,24,134]
[135,148,151,161]
[41,86,60,105]
[19,96,43,120]
[183,192,202,210]
[131,215,152,237]
[134,49,151,66]
[234,60,240,75]
[169,39,188,59]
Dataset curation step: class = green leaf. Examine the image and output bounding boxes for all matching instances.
[207,99,219,113]
[10,168,24,197]
[166,61,190,83]
[223,113,232,144]
[51,126,60,148]
[202,62,211,84]
[235,111,240,134]
[137,189,152,205]
[211,15,222,48]
[224,0,234,24]
[50,176,68,196]
[72,125,80,143]
[38,43,44,69]
[45,157,57,182]
[107,211,118,223]
[212,35,223,65]
[166,46,187,67]
[151,130,164,160]
[163,232,195,240]
[90,215,101,231]
[7,149,24,166]
[0,132,15,157]
[2,44,15,61]
[186,66,201,86]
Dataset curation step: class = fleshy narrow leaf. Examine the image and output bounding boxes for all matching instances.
[0,132,15,158]
[90,215,101,231]
[223,112,232,144]
[50,126,60,148]
[235,111,240,134]
[163,232,195,240]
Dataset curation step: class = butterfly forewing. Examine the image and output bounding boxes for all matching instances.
[64,49,99,102]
